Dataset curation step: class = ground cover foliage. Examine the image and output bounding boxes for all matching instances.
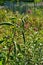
[0,8,43,65]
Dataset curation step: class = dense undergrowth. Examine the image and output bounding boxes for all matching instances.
[0,8,43,65]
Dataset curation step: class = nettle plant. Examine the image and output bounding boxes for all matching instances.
[0,15,43,65]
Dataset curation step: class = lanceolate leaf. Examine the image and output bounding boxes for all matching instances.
[0,22,14,26]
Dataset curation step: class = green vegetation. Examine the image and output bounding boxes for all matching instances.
[0,8,43,65]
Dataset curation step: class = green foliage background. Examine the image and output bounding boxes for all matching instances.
[0,8,43,65]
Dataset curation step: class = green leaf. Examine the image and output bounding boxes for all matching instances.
[0,22,14,26]
[17,44,21,52]
[10,17,16,20]
[0,40,4,44]
[35,0,41,3]
[14,41,17,56]
[0,61,2,65]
